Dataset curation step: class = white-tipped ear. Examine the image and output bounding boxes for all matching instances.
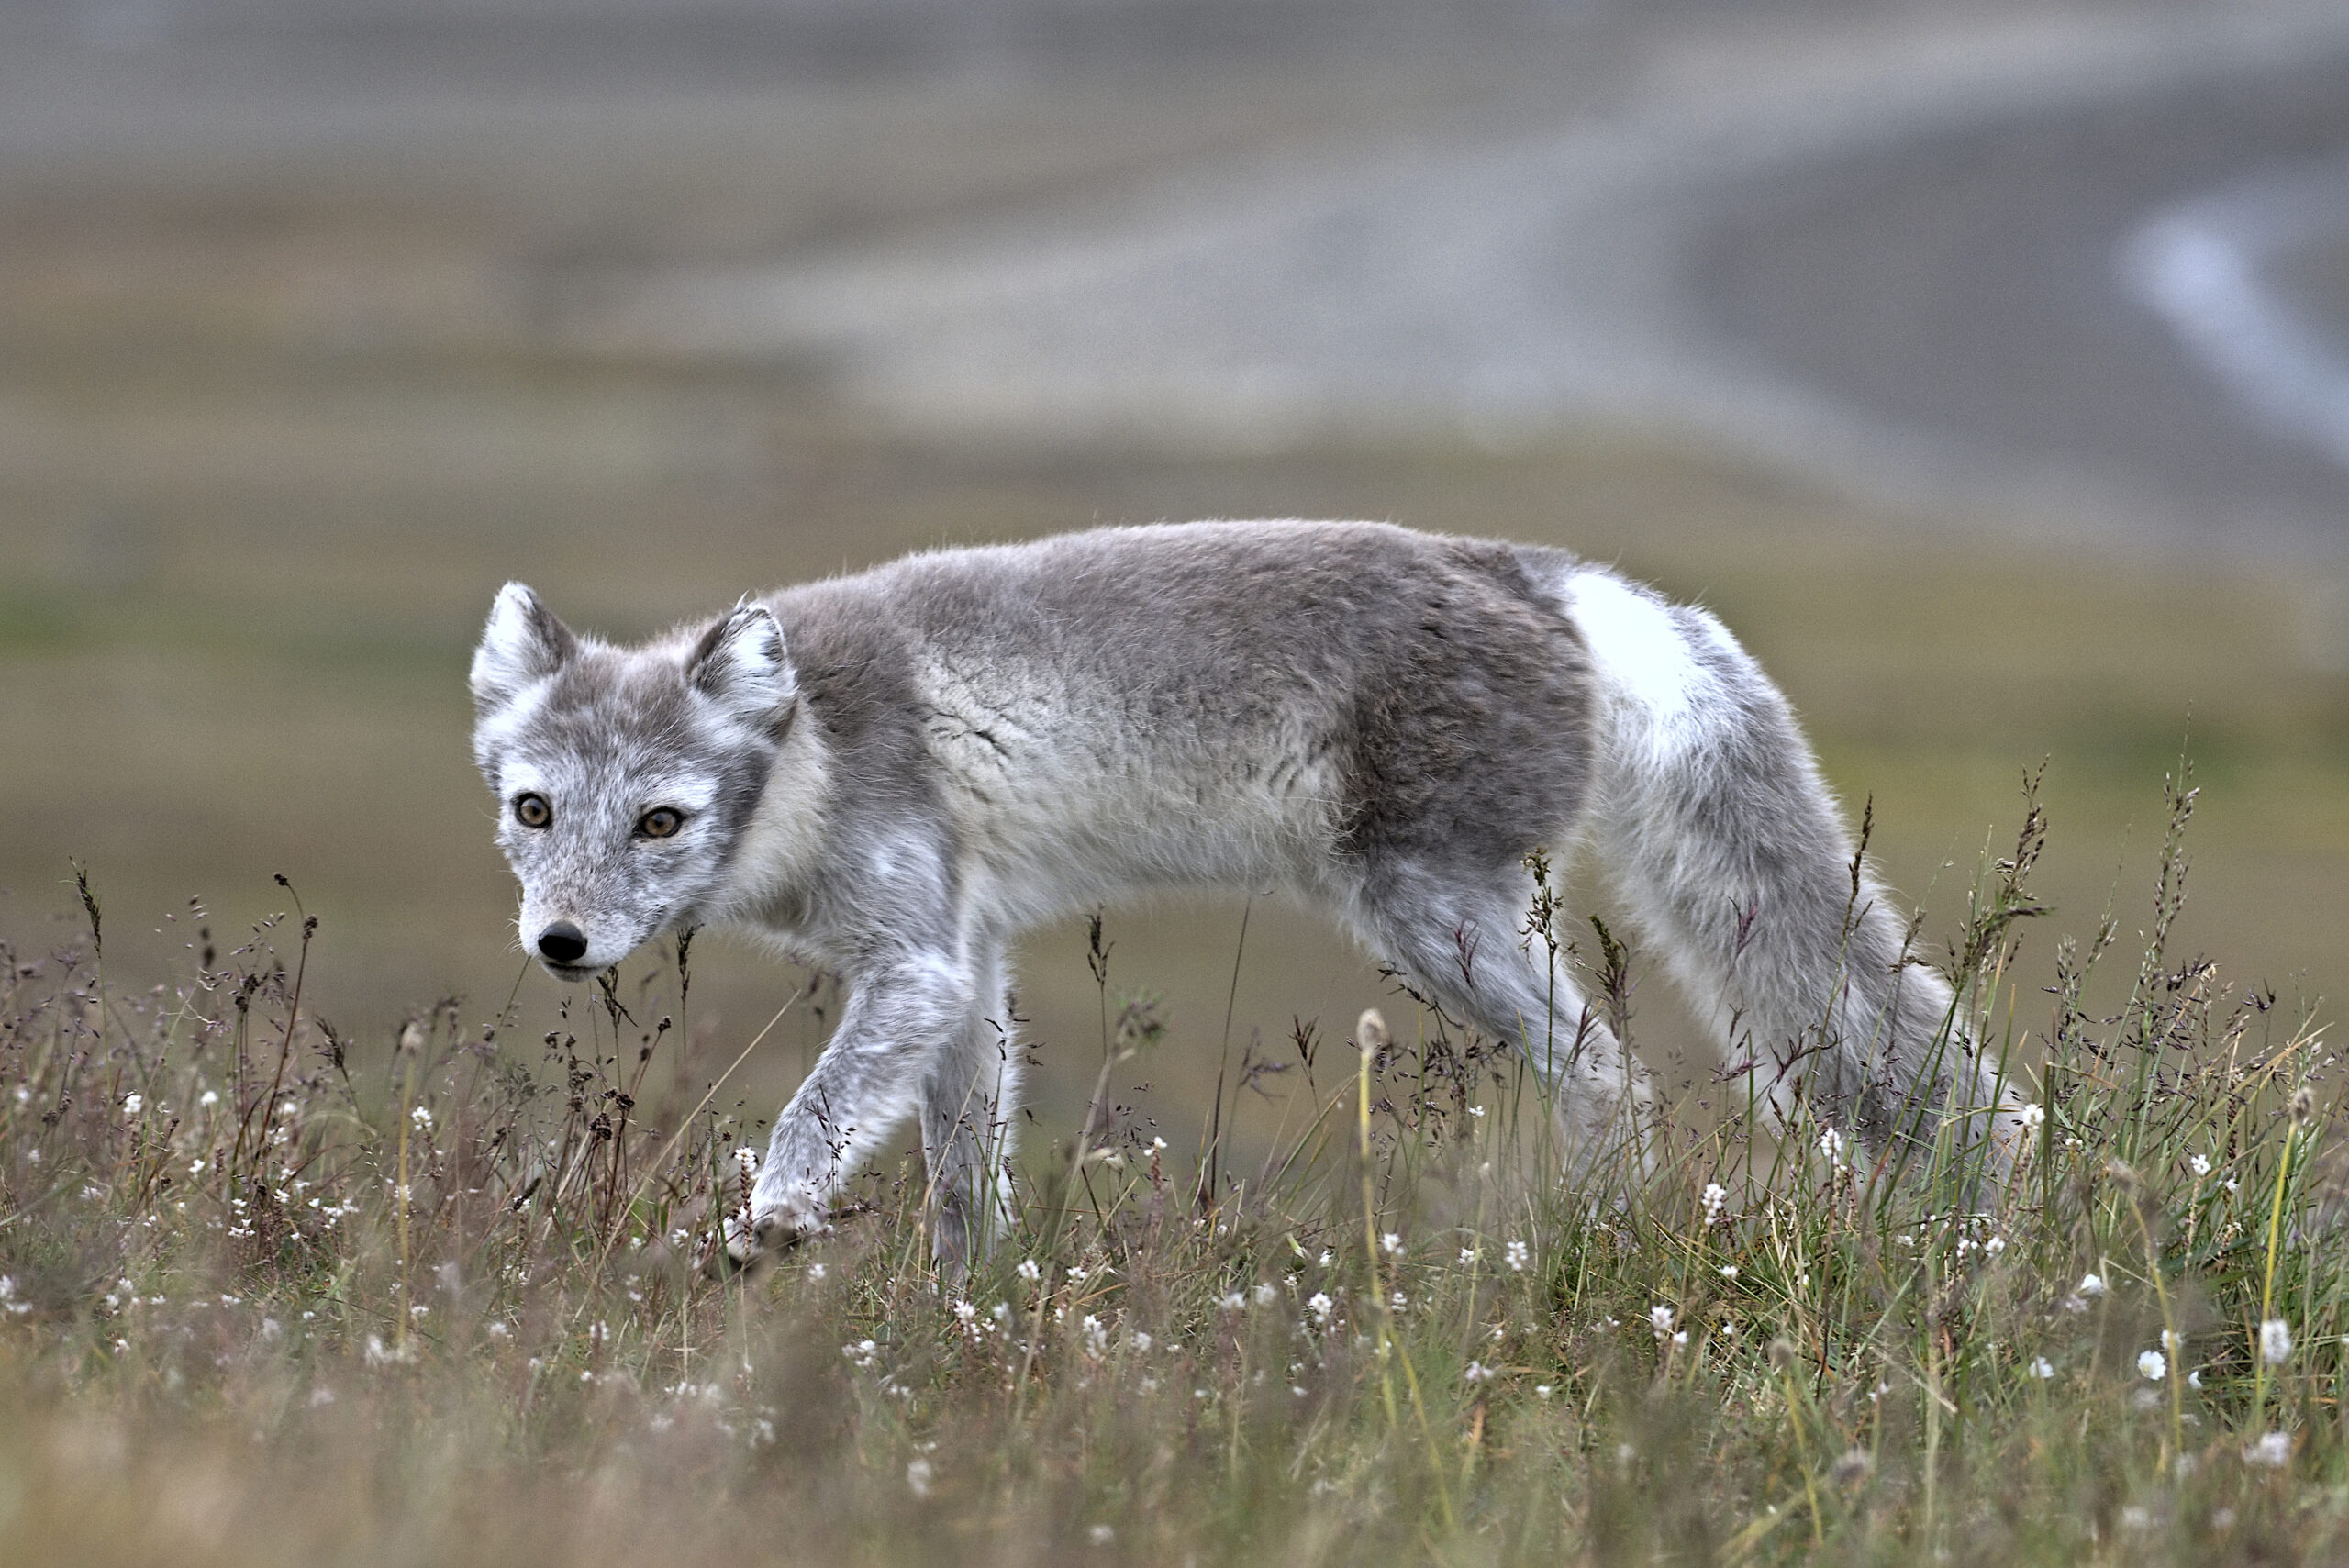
[470,583,577,714]
[687,603,796,729]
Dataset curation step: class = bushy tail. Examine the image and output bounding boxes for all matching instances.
[1561,567,2020,1171]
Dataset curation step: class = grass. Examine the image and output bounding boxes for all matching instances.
[13,26,2349,1559]
[4,772,2347,1565]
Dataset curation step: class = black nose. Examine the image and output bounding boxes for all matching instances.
[537,922,588,965]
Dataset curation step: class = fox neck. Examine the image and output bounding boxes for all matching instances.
[703,717,834,929]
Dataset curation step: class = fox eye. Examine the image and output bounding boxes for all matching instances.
[514,794,551,828]
[637,807,684,840]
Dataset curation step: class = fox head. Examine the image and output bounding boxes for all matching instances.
[469,584,797,981]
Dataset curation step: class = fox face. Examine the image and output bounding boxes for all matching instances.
[469,584,796,981]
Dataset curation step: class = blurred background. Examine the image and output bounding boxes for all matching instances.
[6,0,2349,1140]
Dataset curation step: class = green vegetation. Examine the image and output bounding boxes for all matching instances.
[4,782,2345,1565]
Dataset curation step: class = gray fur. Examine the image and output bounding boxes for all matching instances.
[468,520,2017,1269]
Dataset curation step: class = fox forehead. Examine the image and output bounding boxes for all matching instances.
[479,651,739,808]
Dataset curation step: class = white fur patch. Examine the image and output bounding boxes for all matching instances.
[1563,570,1720,757]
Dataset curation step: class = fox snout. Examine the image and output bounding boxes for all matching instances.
[525,912,660,980]
[535,921,589,967]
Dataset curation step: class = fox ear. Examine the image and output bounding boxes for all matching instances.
[471,583,577,714]
[688,602,796,730]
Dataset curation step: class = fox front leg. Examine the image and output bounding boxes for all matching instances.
[720,952,976,1268]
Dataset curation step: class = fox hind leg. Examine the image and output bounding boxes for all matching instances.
[1357,866,1653,1185]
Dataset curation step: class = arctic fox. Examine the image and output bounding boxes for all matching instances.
[470,521,2013,1267]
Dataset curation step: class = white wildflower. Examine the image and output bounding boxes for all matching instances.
[1016,1259,1041,1283]
[1459,1248,1478,1266]
[1219,1292,1246,1313]
[2028,1357,2054,1379]
[1463,1361,1496,1384]
[1534,1385,1554,1399]
[2262,1318,2294,1365]
[2076,1273,2106,1298]
[199,1090,219,1108]
[2244,1431,2293,1469]
[1307,1293,1334,1325]
[1253,1283,1276,1307]
[2138,1350,2166,1382]
[1650,1305,1675,1336]
[410,1105,432,1129]
[121,1094,142,1117]
[1380,1232,1402,1256]
[2188,1153,2211,1178]
[1504,1240,1530,1273]
[1818,1127,1848,1169]
[906,1459,934,1499]
[1720,1264,1739,1280]
[2018,1103,2045,1131]
[1701,1183,1727,1225]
